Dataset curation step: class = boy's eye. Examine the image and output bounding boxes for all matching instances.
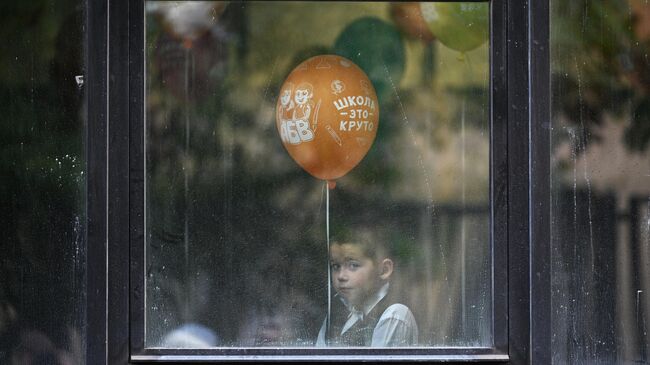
[331,263,341,271]
[348,261,361,270]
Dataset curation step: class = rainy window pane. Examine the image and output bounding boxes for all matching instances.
[551,1,650,363]
[0,0,86,363]
[145,1,491,348]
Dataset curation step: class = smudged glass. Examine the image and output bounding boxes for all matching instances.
[145,1,491,348]
[551,1,650,363]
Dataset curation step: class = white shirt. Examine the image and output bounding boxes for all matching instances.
[316,283,418,347]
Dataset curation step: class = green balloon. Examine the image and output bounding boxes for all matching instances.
[333,17,405,102]
[420,2,489,53]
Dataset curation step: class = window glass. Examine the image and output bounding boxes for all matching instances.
[145,1,490,348]
[551,1,650,363]
[0,0,86,363]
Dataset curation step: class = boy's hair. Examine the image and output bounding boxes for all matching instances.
[330,226,391,262]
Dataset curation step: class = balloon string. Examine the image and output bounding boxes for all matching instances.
[326,181,331,345]
[183,46,191,322]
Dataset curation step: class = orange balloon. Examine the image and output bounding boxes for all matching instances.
[390,2,435,43]
[276,55,379,188]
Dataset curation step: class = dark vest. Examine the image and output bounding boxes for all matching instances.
[327,290,399,346]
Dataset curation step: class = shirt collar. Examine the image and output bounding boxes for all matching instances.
[341,282,390,318]
[361,282,390,316]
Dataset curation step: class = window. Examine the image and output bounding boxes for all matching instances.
[0,1,86,363]
[93,0,543,363]
[550,1,650,363]
[143,1,493,350]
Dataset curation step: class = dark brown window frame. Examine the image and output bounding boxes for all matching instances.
[85,0,550,363]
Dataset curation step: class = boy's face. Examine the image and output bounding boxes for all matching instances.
[330,243,382,307]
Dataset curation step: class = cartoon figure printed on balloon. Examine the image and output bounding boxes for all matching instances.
[292,83,314,122]
[278,82,316,145]
[278,83,295,122]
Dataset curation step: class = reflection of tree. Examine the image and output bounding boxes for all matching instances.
[552,1,650,152]
[551,1,650,362]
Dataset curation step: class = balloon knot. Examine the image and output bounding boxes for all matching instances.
[327,180,337,190]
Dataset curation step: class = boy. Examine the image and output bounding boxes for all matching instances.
[315,230,418,347]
